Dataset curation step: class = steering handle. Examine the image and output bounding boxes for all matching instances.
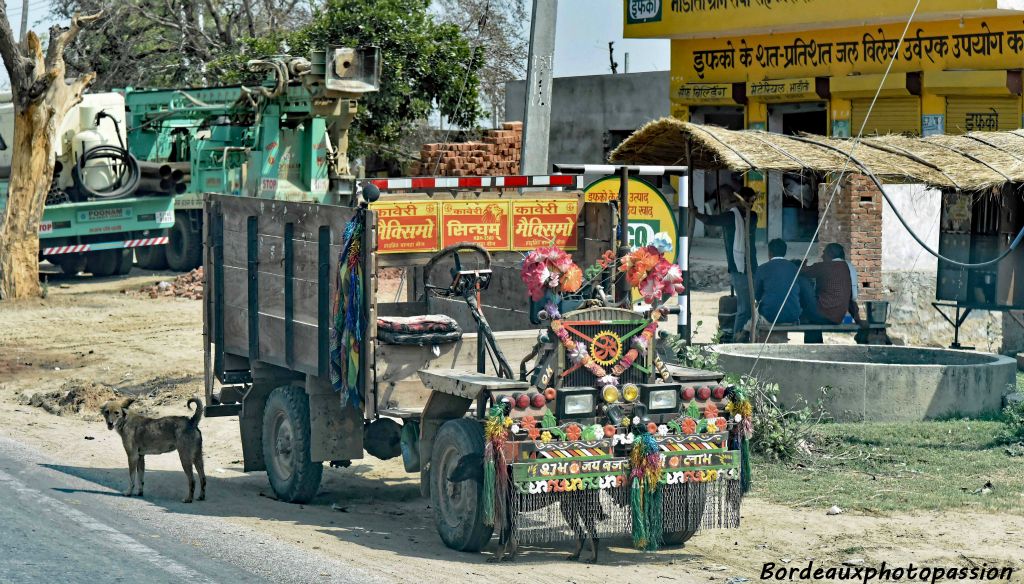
[423,242,492,296]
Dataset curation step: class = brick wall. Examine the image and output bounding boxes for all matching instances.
[410,122,522,177]
[818,174,882,301]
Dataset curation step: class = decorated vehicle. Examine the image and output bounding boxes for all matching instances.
[194,46,750,557]
[203,176,751,558]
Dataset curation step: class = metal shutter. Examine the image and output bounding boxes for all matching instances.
[850,97,921,136]
[946,96,1020,134]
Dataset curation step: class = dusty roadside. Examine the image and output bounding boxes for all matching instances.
[1,273,1021,583]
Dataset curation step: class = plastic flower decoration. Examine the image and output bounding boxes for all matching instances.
[620,236,686,304]
[520,246,583,301]
[565,424,582,441]
[682,418,697,434]
[561,264,583,293]
[651,232,674,254]
[540,431,553,443]
[528,427,541,440]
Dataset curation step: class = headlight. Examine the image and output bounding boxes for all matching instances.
[564,393,595,415]
[602,385,620,404]
[649,389,678,411]
[622,383,640,402]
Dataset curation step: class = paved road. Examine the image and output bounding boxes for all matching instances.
[0,435,387,584]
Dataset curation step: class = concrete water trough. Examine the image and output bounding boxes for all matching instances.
[713,344,1016,421]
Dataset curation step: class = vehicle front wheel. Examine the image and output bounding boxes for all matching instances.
[662,483,708,546]
[430,418,492,552]
[262,385,323,504]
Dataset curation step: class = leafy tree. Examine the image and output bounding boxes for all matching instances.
[59,0,484,159]
[53,0,312,88]
[0,9,100,299]
[435,0,528,127]
[220,0,484,157]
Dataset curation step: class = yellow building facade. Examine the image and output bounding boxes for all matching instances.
[625,0,1024,239]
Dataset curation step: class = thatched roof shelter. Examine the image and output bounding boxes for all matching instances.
[609,117,1024,191]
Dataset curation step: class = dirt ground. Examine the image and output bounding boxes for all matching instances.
[1,272,1022,583]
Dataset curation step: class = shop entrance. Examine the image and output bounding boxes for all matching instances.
[768,102,828,242]
[690,106,745,238]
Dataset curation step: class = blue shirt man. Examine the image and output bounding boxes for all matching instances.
[754,238,802,324]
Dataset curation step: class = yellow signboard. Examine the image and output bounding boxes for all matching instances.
[747,77,821,102]
[625,0,1013,39]
[672,82,737,105]
[371,201,441,254]
[511,199,579,250]
[584,177,678,265]
[671,16,1024,83]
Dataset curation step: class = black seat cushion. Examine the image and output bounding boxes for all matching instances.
[377,315,462,346]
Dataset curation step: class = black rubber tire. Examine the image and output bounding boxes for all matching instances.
[663,483,708,547]
[51,254,87,276]
[115,249,133,275]
[135,239,168,270]
[262,385,323,504]
[430,418,493,552]
[166,214,202,272]
[85,250,121,277]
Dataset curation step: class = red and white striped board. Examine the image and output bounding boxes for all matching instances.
[42,236,169,256]
[368,175,585,191]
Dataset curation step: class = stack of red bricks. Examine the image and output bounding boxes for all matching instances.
[411,122,522,177]
[818,174,882,301]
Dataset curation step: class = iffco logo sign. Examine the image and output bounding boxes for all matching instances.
[626,0,661,24]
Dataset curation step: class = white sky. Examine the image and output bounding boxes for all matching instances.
[550,0,668,77]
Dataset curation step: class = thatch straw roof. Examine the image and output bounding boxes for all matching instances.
[609,117,1024,191]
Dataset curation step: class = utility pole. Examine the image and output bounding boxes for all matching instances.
[19,0,29,42]
[521,0,557,176]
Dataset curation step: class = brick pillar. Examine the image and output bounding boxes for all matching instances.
[818,174,882,301]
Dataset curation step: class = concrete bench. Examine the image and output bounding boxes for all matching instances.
[754,322,889,344]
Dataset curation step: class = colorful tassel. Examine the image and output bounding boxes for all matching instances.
[629,429,664,551]
[482,405,508,528]
[330,210,365,409]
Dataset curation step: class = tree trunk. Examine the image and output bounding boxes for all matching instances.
[0,102,59,299]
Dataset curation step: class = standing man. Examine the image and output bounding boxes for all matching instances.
[695,186,759,341]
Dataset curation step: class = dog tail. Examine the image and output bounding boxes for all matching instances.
[187,397,204,427]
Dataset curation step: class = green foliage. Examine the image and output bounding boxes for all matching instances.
[999,399,1024,444]
[731,375,828,462]
[60,0,484,162]
[212,0,483,158]
[757,419,1024,513]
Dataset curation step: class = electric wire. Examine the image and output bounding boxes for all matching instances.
[745,0,924,378]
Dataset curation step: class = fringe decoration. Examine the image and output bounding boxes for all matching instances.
[741,437,752,494]
[629,430,664,551]
[482,405,508,528]
[482,443,496,525]
[330,209,365,409]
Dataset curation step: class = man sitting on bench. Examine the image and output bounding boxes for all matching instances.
[799,243,854,343]
[754,239,802,329]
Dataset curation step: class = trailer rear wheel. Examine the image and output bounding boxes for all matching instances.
[431,418,492,552]
[166,215,201,272]
[135,241,168,270]
[262,385,323,504]
[86,250,121,277]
